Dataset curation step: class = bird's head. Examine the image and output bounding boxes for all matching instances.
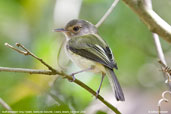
[54,19,97,38]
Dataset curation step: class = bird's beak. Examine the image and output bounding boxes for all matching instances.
[53,28,68,32]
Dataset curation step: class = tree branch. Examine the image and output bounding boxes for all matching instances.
[142,0,171,113]
[142,0,171,89]
[0,67,54,75]
[5,43,57,72]
[152,34,171,89]
[122,0,171,43]
[0,43,121,114]
[0,98,14,114]
[95,0,120,28]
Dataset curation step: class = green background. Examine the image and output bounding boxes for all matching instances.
[0,0,170,114]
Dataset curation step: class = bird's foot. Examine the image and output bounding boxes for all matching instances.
[95,90,100,99]
[69,73,76,82]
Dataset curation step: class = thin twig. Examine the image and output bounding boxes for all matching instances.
[0,98,14,114]
[5,43,57,72]
[153,34,171,87]
[95,0,120,28]
[150,15,171,89]
[152,34,167,65]
[144,0,171,114]
[1,43,121,114]
[0,67,54,75]
[5,43,27,55]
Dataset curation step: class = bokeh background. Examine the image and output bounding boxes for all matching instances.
[0,0,171,114]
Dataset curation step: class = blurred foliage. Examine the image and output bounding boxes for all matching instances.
[0,0,171,113]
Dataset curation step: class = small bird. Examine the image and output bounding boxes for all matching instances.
[54,19,125,101]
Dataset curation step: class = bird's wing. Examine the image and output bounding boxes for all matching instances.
[67,34,118,69]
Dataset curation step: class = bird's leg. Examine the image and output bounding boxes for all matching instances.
[70,66,94,82]
[96,72,105,98]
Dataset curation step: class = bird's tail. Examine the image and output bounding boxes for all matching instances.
[105,67,125,101]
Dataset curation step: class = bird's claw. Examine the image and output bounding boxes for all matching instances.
[69,73,76,82]
[95,90,100,99]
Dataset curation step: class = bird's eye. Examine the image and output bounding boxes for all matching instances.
[73,26,80,32]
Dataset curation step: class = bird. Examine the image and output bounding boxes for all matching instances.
[54,19,125,101]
